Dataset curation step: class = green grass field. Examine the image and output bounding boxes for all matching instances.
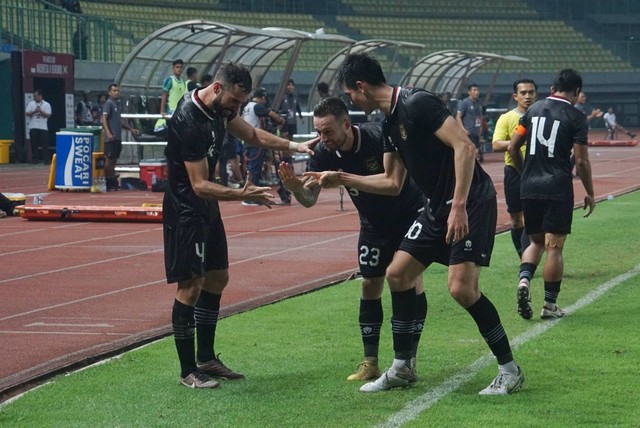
[2,192,640,427]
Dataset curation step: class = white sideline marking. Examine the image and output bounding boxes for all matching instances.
[25,322,113,328]
[378,263,640,428]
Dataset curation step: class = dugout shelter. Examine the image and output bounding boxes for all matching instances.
[399,50,530,102]
[114,20,355,109]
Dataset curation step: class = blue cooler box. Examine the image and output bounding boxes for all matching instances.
[55,131,94,190]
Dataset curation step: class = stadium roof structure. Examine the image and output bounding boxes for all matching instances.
[307,39,426,108]
[115,20,355,106]
[398,50,529,100]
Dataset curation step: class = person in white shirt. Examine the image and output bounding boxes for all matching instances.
[603,106,635,140]
[25,89,52,163]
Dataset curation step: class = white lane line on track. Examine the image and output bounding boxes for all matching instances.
[0,232,358,321]
[0,331,129,336]
[377,263,640,428]
[0,228,157,257]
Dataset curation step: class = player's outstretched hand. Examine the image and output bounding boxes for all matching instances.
[303,170,342,188]
[583,194,595,217]
[278,162,301,191]
[241,171,274,208]
[294,136,320,155]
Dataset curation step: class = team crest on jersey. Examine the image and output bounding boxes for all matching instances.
[364,156,380,172]
[399,124,408,141]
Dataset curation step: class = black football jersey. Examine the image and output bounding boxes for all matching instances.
[382,87,496,219]
[309,122,426,232]
[518,96,588,201]
[163,89,237,223]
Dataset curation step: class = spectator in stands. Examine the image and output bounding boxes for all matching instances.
[280,97,428,382]
[25,89,52,164]
[508,69,595,322]
[72,22,88,60]
[186,67,200,91]
[241,87,288,205]
[457,83,484,162]
[75,91,94,126]
[61,0,82,13]
[101,83,138,190]
[160,59,187,118]
[603,106,635,140]
[317,81,330,99]
[492,78,537,259]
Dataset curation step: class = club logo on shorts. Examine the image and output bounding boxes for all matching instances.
[399,124,408,141]
[464,239,473,251]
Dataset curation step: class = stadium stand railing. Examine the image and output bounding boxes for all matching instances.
[2,0,637,73]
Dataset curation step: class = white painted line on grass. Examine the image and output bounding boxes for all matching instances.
[378,263,640,428]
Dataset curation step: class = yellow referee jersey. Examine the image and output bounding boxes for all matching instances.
[492,108,527,168]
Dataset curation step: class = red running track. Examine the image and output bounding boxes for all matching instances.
[1,140,639,401]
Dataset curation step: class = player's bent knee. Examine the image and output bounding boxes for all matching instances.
[545,233,566,249]
[361,277,384,299]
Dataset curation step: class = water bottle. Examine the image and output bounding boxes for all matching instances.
[99,176,107,193]
[151,172,157,186]
[91,176,100,193]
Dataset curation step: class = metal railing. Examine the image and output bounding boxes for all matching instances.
[1,1,160,62]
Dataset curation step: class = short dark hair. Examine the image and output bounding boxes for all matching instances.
[313,97,349,120]
[34,89,42,96]
[317,82,329,94]
[107,83,118,92]
[468,83,479,91]
[200,74,213,86]
[215,63,252,94]
[336,53,386,90]
[252,87,267,98]
[172,59,184,66]
[288,78,295,85]
[513,78,537,93]
[552,69,582,94]
[186,67,197,78]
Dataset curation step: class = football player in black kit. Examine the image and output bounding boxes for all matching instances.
[164,63,316,389]
[312,53,523,395]
[279,97,427,382]
[508,69,595,321]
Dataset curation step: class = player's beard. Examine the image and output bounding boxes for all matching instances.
[212,99,235,117]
